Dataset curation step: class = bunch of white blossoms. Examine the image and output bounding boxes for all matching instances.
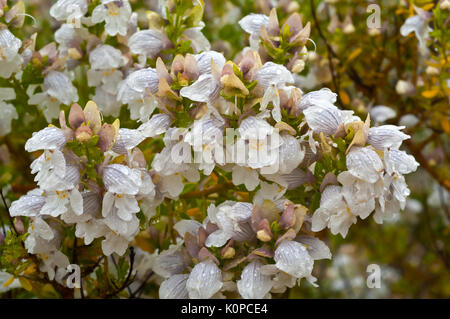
[3,0,420,298]
[9,101,163,283]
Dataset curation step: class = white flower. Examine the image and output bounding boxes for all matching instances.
[237,260,273,299]
[183,22,210,53]
[186,260,223,299]
[159,274,189,299]
[138,113,171,138]
[184,118,225,175]
[89,44,126,71]
[274,240,316,284]
[28,71,79,122]
[92,85,122,117]
[400,7,432,53]
[194,51,226,75]
[40,188,83,217]
[295,236,332,260]
[367,125,410,150]
[370,105,397,123]
[10,189,46,217]
[76,217,107,245]
[102,191,140,221]
[0,87,18,136]
[232,165,260,191]
[337,171,375,219]
[91,0,132,36]
[206,202,254,247]
[173,220,202,238]
[239,14,269,49]
[253,181,286,209]
[255,62,294,122]
[153,245,186,278]
[346,147,383,183]
[303,101,342,135]
[311,185,357,238]
[112,128,146,154]
[0,272,21,293]
[38,250,70,281]
[101,230,133,256]
[235,116,282,170]
[118,68,160,121]
[272,134,304,174]
[180,73,221,103]
[0,29,23,78]
[128,30,165,59]
[298,88,337,111]
[50,0,88,21]
[395,80,415,96]
[384,149,419,176]
[102,164,142,195]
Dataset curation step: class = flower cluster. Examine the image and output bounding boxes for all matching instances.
[0,0,421,299]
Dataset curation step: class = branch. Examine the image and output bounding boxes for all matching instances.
[180,182,234,199]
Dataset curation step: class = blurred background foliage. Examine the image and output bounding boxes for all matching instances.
[0,0,448,298]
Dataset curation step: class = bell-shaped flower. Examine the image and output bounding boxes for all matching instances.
[186,259,223,299]
[101,225,137,256]
[50,0,88,21]
[400,6,432,53]
[118,68,160,121]
[298,88,337,111]
[311,185,357,238]
[102,191,140,222]
[239,14,269,49]
[128,29,165,59]
[295,236,332,260]
[153,244,187,279]
[194,51,226,75]
[274,240,316,284]
[384,149,419,176]
[28,71,79,122]
[370,105,397,123]
[159,274,189,299]
[138,113,171,138]
[255,62,294,122]
[337,171,375,220]
[184,118,225,175]
[237,260,273,299]
[303,101,342,135]
[10,189,46,217]
[0,87,18,136]
[346,147,384,183]
[91,0,132,36]
[180,72,221,104]
[183,22,210,53]
[367,125,410,150]
[232,165,260,191]
[205,202,254,247]
[0,28,23,78]
[102,164,142,195]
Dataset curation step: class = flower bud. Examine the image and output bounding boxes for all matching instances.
[221,246,235,259]
[69,103,86,129]
[83,101,102,134]
[75,125,93,143]
[256,219,273,242]
[97,123,118,152]
[291,59,305,73]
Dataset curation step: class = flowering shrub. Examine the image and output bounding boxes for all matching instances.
[0,0,447,299]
